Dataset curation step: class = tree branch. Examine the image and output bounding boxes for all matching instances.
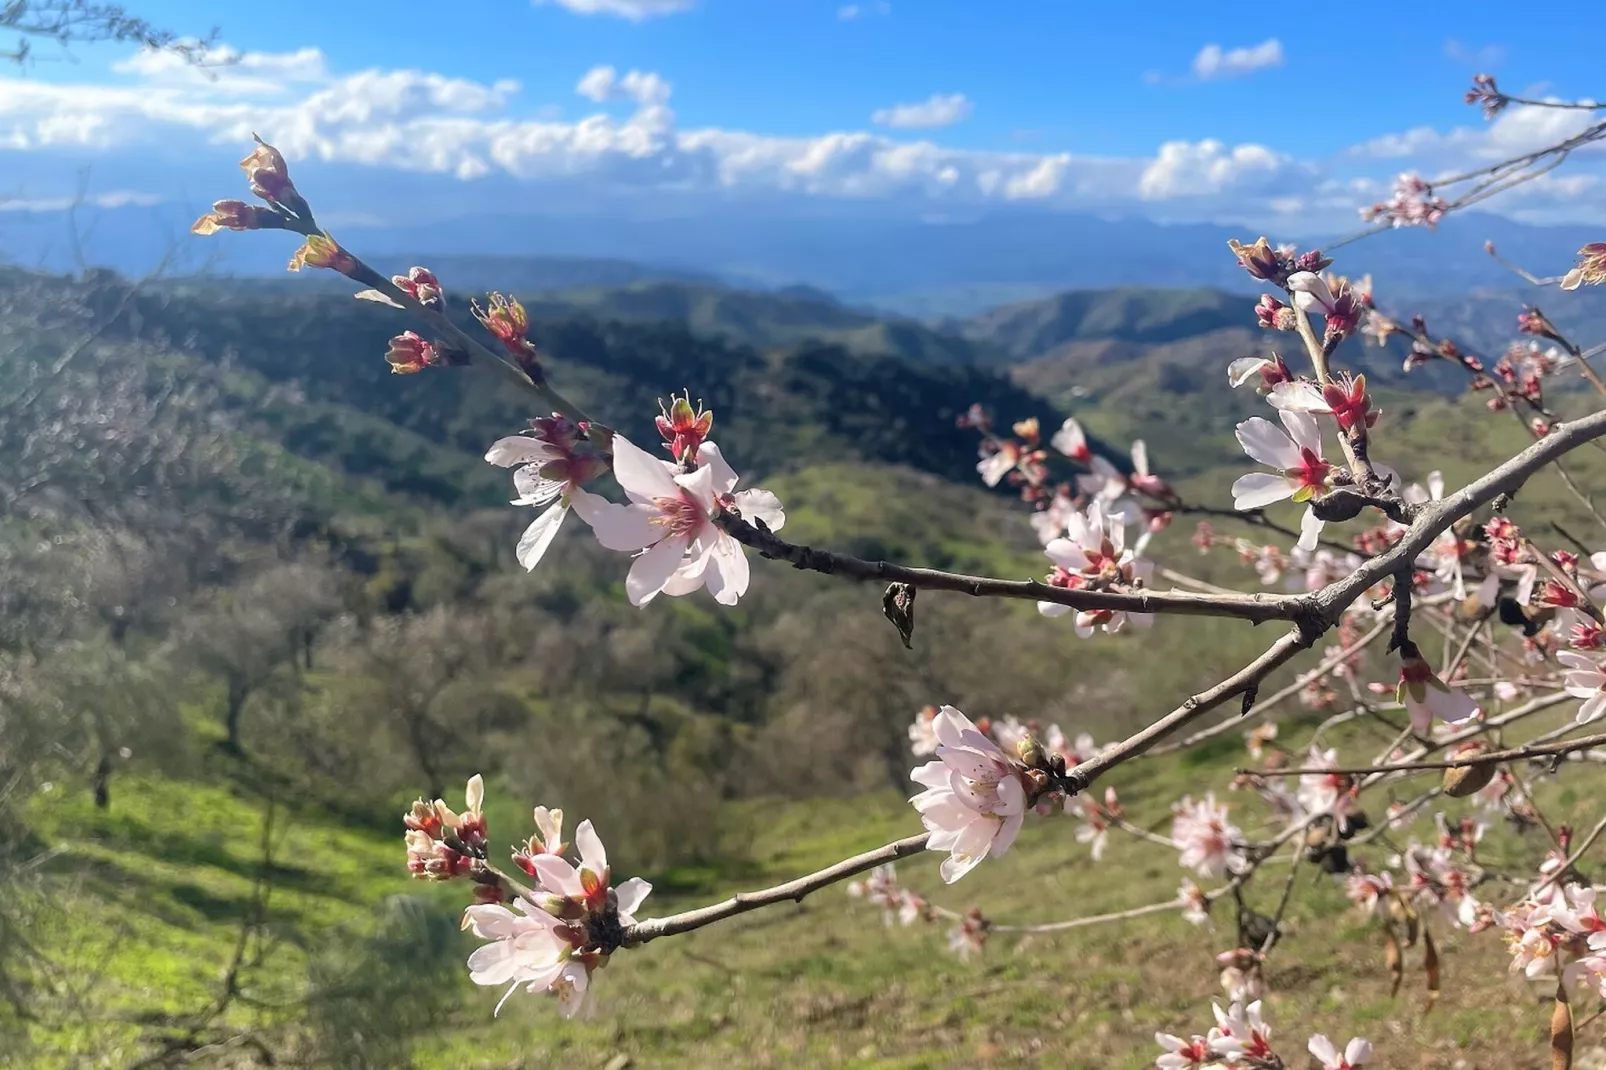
[715,511,1313,624]
[622,834,931,946]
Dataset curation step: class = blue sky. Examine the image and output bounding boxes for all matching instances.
[4,0,1606,234]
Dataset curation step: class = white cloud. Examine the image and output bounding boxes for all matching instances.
[1191,39,1284,81]
[19,43,1604,230]
[838,2,890,19]
[0,190,162,212]
[533,0,693,19]
[871,93,972,130]
[575,65,672,106]
[113,44,328,94]
[1138,139,1290,199]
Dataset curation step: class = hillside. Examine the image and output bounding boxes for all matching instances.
[10,264,1606,1068]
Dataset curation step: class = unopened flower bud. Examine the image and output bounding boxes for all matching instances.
[385,331,439,375]
[1015,733,1047,769]
[656,392,714,464]
[239,134,299,206]
[288,233,356,275]
[191,199,277,236]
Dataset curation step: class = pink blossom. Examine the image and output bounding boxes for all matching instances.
[1558,650,1606,723]
[1037,500,1154,635]
[1050,417,1091,463]
[1074,796,1111,861]
[1231,410,1331,551]
[485,416,609,571]
[462,896,578,1016]
[1208,999,1274,1061]
[1153,1032,1214,1070]
[1396,653,1481,732]
[948,907,990,960]
[1345,871,1393,919]
[1308,1034,1373,1069]
[572,435,783,607]
[908,705,940,756]
[1178,879,1211,927]
[1172,794,1246,878]
[976,440,1021,486]
[909,706,1028,883]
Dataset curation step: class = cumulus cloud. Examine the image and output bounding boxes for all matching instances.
[575,65,672,106]
[871,93,972,130]
[1138,139,1291,199]
[17,42,1598,229]
[838,2,890,19]
[532,0,694,18]
[0,190,162,212]
[1191,39,1284,81]
[113,44,328,94]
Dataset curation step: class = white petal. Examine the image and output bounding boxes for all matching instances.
[485,435,559,468]
[694,441,741,496]
[731,488,785,531]
[675,462,720,513]
[1297,507,1325,552]
[570,487,663,552]
[703,532,750,606]
[614,876,652,920]
[1344,1038,1373,1066]
[1227,356,1269,387]
[610,433,679,503]
[575,819,608,876]
[626,534,691,606]
[1279,408,1324,456]
[1050,418,1087,457]
[1267,380,1330,413]
[516,500,569,571]
[533,854,584,898]
[1232,472,1295,511]
[1130,440,1150,477]
[1235,417,1301,470]
[1306,1034,1338,1066]
[1037,600,1073,617]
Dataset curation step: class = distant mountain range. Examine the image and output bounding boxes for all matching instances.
[4,197,1600,318]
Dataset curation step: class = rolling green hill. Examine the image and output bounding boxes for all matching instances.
[9,263,1606,1068]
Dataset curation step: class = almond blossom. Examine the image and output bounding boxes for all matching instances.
[1231,410,1331,551]
[1308,1034,1373,1069]
[1038,500,1155,635]
[1153,1032,1214,1070]
[486,415,609,572]
[909,706,1028,883]
[1050,417,1092,463]
[1558,650,1606,723]
[572,434,784,607]
[1396,653,1481,732]
[1172,794,1246,878]
[463,895,585,1017]
[948,907,990,960]
[908,705,941,756]
[1178,879,1212,927]
[1208,1000,1274,1062]
[1226,354,1293,394]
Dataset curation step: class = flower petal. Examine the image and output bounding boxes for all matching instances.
[627,534,691,606]
[516,500,569,572]
[611,433,679,503]
[1235,417,1301,470]
[1232,472,1295,511]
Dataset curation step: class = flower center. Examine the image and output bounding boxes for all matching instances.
[1288,447,1332,488]
[650,492,707,538]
